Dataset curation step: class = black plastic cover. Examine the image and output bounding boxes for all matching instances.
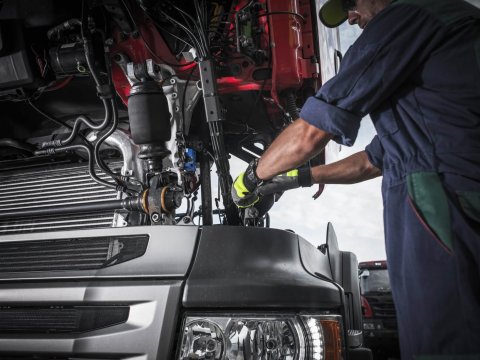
[341,251,363,331]
[183,226,341,309]
[326,222,341,284]
[0,21,35,90]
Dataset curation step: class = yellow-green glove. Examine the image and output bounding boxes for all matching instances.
[231,159,263,208]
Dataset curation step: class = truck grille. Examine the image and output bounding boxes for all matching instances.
[0,235,148,272]
[365,294,398,329]
[0,161,122,235]
[0,305,130,334]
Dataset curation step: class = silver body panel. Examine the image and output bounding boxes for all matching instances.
[0,225,199,358]
[0,225,198,281]
[0,280,182,359]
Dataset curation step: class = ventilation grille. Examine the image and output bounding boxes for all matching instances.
[364,294,397,329]
[0,305,129,334]
[0,162,122,235]
[0,235,148,272]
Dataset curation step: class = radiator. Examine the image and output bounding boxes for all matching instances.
[0,161,122,235]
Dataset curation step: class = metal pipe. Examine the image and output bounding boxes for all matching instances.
[0,197,144,220]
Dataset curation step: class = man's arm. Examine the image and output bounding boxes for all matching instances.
[255,149,381,198]
[256,118,333,180]
[311,150,381,184]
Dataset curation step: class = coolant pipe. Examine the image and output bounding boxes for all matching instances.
[0,197,145,221]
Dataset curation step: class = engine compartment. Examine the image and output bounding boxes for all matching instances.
[0,0,323,233]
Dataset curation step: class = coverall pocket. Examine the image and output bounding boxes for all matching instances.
[407,172,453,254]
[456,191,480,224]
[373,108,399,138]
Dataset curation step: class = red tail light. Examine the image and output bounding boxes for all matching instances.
[361,296,373,318]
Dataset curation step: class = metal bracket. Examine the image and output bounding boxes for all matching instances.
[199,59,223,122]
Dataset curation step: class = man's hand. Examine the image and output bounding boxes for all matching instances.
[257,167,312,196]
[231,159,263,208]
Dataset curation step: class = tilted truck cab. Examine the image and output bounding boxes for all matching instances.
[0,0,371,358]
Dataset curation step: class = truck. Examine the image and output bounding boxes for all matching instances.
[359,261,400,360]
[0,0,371,358]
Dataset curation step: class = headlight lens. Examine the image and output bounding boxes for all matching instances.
[177,314,343,360]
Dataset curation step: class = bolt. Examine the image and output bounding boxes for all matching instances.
[175,106,180,112]
[77,64,87,73]
[171,92,178,99]
[132,30,140,39]
[170,78,176,84]
[105,38,114,46]
[151,212,160,222]
[113,53,123,63]
[206,340,216,351]
[266,339,277,350]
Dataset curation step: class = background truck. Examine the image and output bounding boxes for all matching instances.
[0,0,370,358]
[359,261,400,360]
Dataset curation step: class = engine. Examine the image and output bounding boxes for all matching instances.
[0,0,323,234]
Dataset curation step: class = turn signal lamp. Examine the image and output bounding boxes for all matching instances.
[177,314,344,360]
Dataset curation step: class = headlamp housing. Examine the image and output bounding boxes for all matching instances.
[177,313,344,360]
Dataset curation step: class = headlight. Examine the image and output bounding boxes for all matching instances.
[177,314,344,360]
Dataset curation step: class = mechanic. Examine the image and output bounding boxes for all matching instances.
[232,0,480,358]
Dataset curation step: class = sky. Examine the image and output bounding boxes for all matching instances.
[229,119,385,262]
[229,22,386,262]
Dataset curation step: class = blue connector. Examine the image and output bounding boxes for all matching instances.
[184,148,197,172]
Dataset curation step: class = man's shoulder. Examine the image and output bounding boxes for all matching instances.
[390,0,480,26]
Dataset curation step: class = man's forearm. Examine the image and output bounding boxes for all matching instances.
[256,118,333,180]
[311,150,382,184]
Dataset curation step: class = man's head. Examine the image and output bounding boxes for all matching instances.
[319,0,391,29]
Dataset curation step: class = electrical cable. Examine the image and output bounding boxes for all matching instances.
[120,0,195,67]
[154,23,196,50]
[181,66,197,132]
[159,10,206,57]
[162,0,209,57]
[257,11,306,23]
[168,1,205,39]
[193,0,209,52]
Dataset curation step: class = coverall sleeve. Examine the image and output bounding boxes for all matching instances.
[365,135,384,171]
[299,2,446,146]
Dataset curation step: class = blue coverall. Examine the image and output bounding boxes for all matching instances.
[299,0,480,358]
